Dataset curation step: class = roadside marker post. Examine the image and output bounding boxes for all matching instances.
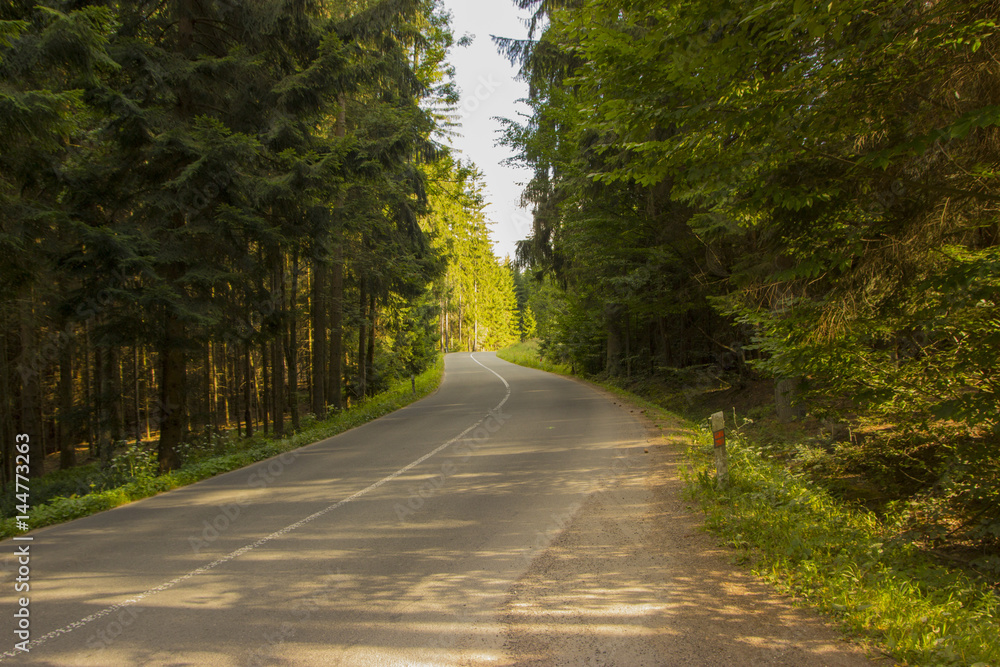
[711,411,729,489]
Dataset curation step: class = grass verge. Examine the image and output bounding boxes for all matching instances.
[496,339,572,375]
[497,342,1000,666]
[686,431,999,666]
[1,356,444,540]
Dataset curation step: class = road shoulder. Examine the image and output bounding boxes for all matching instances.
[497,387,890,666]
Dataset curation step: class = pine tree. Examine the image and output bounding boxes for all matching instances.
[0,0,478,489]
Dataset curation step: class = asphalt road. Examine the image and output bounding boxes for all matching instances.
[0,352,647,665]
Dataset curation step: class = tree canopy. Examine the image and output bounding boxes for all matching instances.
[500,0,1000,570]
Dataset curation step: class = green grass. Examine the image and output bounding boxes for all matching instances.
[1,356,444,540]
[497,339,572,375]
[686,432,999,666]
[499,342,1000,666]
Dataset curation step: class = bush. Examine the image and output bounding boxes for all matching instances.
[0,463,101,517]
[101,442,158,489]
[687,429,1000,666]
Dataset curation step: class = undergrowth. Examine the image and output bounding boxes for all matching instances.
[685,427,999,666]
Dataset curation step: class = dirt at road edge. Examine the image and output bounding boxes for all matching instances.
[497,389,894,667]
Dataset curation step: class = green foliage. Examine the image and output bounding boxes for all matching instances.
[176,429,235,466]
[0,463,100,517]
[0,0,463,479]
[424,156,520,351]
[388,293,442,377]
[518,302,537,341]
[686,428,1000,666]
[102,442,158,488]
[499,0,1000,566]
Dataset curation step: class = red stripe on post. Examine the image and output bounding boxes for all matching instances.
[713,430,725,448]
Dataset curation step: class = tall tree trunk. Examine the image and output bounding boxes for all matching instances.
[133,343,142,443]
[41,368,50,461]
[158,313,185,471]
[272,255,285,438]
[366,292,375,395]
[605,304,624,376]
[19,295,44,479]
[94,344,106,463]
[255,350,262,428]
[144,348,152,440]
[311,258,327,418]
[625,310,632,379]
[111,346,123,443]
[203,343,211,432]
[208,341,218,432]
[261,341,270,435]
[243,344,253,438]
[221,342,230,429]
[58,333,76,469]
[328,244,343,411]
[357,271,367,400]
[775,377,804,423]
[98,342,122,466]
[272,335,283,437]
[234,344,243,437]
[286,251,300,430]
[307,282,313,415]
[329,96,346,411]
[84,324,95,454]
[1,318,15,484]
[159,0,194,472]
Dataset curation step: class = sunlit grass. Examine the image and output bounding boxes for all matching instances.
[0,356,445,539]
[497,339,572,375]
[684,429,1000,666]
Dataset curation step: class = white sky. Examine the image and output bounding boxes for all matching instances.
[441,0,533,261]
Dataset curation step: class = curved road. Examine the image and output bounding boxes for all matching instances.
[1,352,647,665]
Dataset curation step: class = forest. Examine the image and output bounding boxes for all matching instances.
[0,0,522,491]
[3,0,996,660]
[502,0,1000,578]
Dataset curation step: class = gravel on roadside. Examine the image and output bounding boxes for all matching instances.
[497,389,893,667]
